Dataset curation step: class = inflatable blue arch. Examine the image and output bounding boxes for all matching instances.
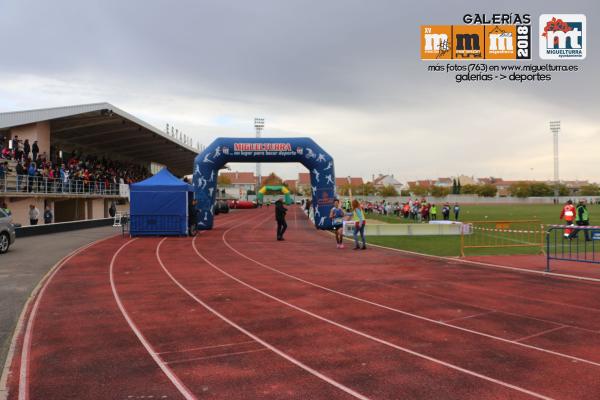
[193,137,336,230]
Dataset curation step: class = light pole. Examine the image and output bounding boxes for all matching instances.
[549,121,561,199]
[254,118,264,187]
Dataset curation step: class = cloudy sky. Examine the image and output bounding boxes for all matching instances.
[0,0,598,182]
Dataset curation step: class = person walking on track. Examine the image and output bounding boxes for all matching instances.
[351,199,366,250]
[275,198,287,241]
[330,198,345,248]
[572,199,591,241]
[560,199,576,238]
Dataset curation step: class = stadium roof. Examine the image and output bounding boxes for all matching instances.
[0,102,198,176]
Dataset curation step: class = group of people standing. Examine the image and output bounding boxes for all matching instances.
[560,199,592,241]
[363,199,461,222]
[330,198,367,250]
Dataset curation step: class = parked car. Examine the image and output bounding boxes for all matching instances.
[0,208,16,254]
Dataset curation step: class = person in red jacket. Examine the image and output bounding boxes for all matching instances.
[559,199,576,238]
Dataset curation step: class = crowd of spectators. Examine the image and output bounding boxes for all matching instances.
[1,135,150,193]
[363,199,461,222]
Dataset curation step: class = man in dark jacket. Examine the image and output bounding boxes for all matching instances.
[275,199,288,241]
[32,140,39,162]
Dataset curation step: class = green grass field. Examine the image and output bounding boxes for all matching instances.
[366,204,599,257]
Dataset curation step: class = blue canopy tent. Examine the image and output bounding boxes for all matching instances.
[129,168,193,236]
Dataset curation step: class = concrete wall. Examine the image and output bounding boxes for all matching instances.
[1,197,46,226]
[10,122,51,160]
[90,199,105,219]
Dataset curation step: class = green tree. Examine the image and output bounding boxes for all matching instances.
[476,184,498,197]
[580,184,600,196]
[457,178,462,194]
[378,185,399,197]
[529,182,553,197]
[452,179,458,195]
[461,184,479,194]
[430,186,450,198]
[400,189,411,196]
[509,182,531,198]
[558,184,570,197]
[412,186,429,197]
[364,182,377,196]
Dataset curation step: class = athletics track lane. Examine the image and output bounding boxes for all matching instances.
[187,206,600,399]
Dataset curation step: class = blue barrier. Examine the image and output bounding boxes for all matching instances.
[129,215,187,236]
[546,224,600,272]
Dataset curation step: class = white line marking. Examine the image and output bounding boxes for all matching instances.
[15,234,118,400]
[110,239,196,400]
[165,348,268,365]
[443,310,496,323]
[157,238,370,400]
[222,218,600,368]
[157,340,256,355]
[192,235,553,399]
[515,327,568,343]
[366,241,600,283]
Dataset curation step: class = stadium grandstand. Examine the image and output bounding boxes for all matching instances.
[0,103,198,226]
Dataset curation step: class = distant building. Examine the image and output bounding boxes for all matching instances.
[218,171,257,198]
[434,177,453,187]
[372,174,403,191]
[295,172,363,195]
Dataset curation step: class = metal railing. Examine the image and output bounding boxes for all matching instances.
[0,174,121,196]
[546,224,600,271]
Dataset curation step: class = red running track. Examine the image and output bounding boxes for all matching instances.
[5,206,600,399]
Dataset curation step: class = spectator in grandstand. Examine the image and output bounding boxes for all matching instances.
[32,140,39,162]
[0,161,7,189]
[275,198,287,241]
[453,203,461,220]
[27,162,36,192]
[442,203,450,220]
[11,136,18,160]
[23,139,30,161]
[43,206,53,224]
[29,204,39,225]
[330,198,345,249]
[15,161,25,191]
[351,199,367,250]
[572,200,591,241]
[560,200,576,238]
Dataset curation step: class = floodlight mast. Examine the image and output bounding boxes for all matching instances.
[254,117,265,187]
[549,121,561,199]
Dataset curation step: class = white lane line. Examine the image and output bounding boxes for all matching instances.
[16,234,118,400]
[222,218,600,369]
[157,340,256,356]
[515,327,568,343]
[442,310,497,323]
[158,238,370,400]
[365,241,600,283]
[165,348,268,365]
[193,236,552,400]
[110,239,196,400]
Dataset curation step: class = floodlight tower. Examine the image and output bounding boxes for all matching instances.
[254,117,265,187]
[549,121,561,198]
